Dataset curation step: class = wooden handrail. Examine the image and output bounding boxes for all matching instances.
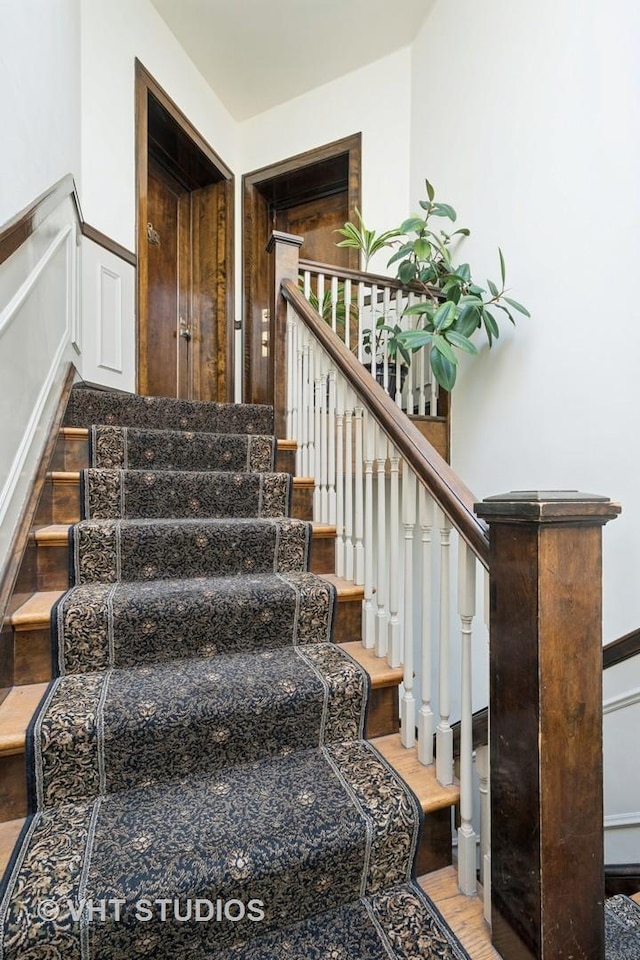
[299,257,442,299]
[0,175,80,267]
[282,278,489,565]
[603,627,640,669]
[0,174,136,268]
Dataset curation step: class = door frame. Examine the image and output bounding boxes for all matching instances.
[135,59,235,401]
[241,133,361,402]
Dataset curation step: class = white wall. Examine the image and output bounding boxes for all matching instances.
[411,0,640,644]
[0,0,80,225]
[240,47,413,274]
[80,0,240,252]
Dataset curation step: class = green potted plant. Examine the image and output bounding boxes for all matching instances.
[388,179,530,390]
[334,208,402,270]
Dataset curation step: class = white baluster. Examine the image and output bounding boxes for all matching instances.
[418,295,427,416]
[335,378,345,577]
[317,273,325,322]
[353,405,364,585]
[418,487,434,765]
[300,331,309,476]
[303,270,311,301]
[318,355,328,522]
[363,412,375,648]
[344,278,352,352]
[382,285,390,391]
[286,304,295,438]
[327,366,336,524]
[457,540,478,895]
[395,288,403,407]
[357,282,365,363]
[401,469,417,747]
[344,396,354,581]
[370,283,378,378]
[476,743,491,922]
[307,340,316,502]
[436,508,453,786]
[313,353,323,518]
[330,275,338,336]
[429,350,439,417]
[388,445,401,668]
[375,428,388,658]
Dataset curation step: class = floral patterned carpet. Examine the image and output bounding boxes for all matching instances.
[0,386,471,958]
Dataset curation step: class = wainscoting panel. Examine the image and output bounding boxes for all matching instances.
[604,685,640,861]
[0,195,79,569]
[81,237,135,390]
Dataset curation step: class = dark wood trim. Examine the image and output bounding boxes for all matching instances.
[282,279,489,564]
[243,135,362,402]
[0,175,81,267]
[447,707,488,758]
[135,59,234,402]
[134,61,233,181]
[603,627,640,670]
[0,363,75,627]
[604,864,640,897]
[298,257,441,297]
[80,223,136,267]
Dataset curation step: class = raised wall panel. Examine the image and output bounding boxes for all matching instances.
[98,266,122,372]
[80,238,135,391]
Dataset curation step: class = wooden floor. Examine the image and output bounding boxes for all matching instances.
[420,867,500,960]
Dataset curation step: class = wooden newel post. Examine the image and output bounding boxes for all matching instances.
[475,491,621,960]
[267,231,303,438]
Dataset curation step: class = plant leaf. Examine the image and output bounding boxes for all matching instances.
[503,296,531,317]
[434,301,456,331]
[499,248,506,287]
[398,261,417,285]
[445,330,478,354]
[431,349,457,391]
[431,202,457,221]
[487,279,499,297]
[432,334,458,364]
[400,216,426,235]
[426,179,435,202]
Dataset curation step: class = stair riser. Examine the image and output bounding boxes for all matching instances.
[0,692,401,824]
[0,754,27,823]
[12,596,361,687]
[50,477,314,524]
[55,434,295,475]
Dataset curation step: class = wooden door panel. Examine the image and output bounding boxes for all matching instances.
[146,162,190,399]
[276,192,350,267]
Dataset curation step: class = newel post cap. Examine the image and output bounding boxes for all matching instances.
[474,489,621,525]
[266,231,304,254]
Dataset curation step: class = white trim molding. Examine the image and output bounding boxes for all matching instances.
[603,687,640,716]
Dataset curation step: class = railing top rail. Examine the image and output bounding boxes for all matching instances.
[298,257,439,298]
[282,278,489,566]
[603,627,640,670]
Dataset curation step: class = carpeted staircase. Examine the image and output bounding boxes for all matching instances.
[0,386,471,959]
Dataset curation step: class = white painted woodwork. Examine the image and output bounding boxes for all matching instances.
[417,486,435,765]
[388,445,402,668]
[375,426,388,658]
[335,375,345,577]
[354,405,365,585]
[327,367,337,524]
[363,412,376,648]
[343,395,354,581]
[401,469,417,747]
[80,237,135,390]
[436,509,454,786]
[0,195,80,572]
[457,540,478,895]
[476,743,491,922]
[286,303,295,439]
[313,353,323,518]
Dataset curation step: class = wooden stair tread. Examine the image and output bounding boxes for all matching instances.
[277,439,296,451]
[0,819,26,875]
[342,642,402,688]
[11,591,64,628]
[35,524,69,544]
[632,892,640,906]
[311,524,336,537]
[419,867,498,959]
[319,574,364,599]
[0,683,48,755]
[372,733,460,813]
[60,427,88,439]
[50,470,312,486]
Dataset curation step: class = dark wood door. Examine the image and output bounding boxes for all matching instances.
[145,160,192,399]
[276,192,351,267]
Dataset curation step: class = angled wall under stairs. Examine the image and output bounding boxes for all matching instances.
[0,384,469,959]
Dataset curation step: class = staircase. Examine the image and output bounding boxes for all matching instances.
[0,384,476,958]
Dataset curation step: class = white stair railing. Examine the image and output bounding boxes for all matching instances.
[284,286,490,899]
[299,261,440,417]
